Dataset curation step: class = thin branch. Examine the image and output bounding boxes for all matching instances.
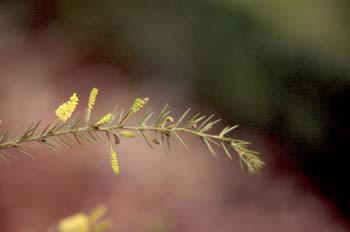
[0,97,264,174]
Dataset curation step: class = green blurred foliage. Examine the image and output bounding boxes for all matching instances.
[2,0,349,146]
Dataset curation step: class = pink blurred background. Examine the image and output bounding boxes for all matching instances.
[0,33,347,232]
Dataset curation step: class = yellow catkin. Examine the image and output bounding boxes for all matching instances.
[110,145,119,175]
[88,88,99,111]
[55,93,79,122]
[94,113,112,126]
[119,131,135,138]
[89,204,107,223]
[58,213,90,232]
[131,97,149,113]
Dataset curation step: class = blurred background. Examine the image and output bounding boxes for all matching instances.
[0,0,349,231]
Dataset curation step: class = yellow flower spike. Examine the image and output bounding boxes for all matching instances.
[88,88,99,111]
[58,213,90,232]
[119,97,150,124]
[110,145,119,175]
[94,113,112,126]
[119,131,135,138]
[131,97,149,113]
[89,204,107,223]
[55,93,79,122]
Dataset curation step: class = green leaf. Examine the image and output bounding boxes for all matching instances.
[0,129,10,143]
[200,118,221,133]
[197,114,214,131]
[118,109,124,124]
[0,152,10,163]
[57,135,72,148]
[15,146,34,158]
[139,131,154,149]
[139,109,153,126]
[175,108,191,127]
[107,106,119,127]
[87,130,96,141]
[153,104,170,126]
[202,138,217,157]
[221,142,232,160]
[94,131,107,144]
[157,132,166,154]
[40,124,51,136]
[173,131,190,152]
[72,132,83,145]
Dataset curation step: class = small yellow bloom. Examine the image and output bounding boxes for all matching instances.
[94,113,112,126]
[119,130,135,138]
[131,97,149,113]
[88,88,99,111]
[110,145,119,175]
[166,116,174,122]
[58,213,90,232]
[162,116,174,128]
[55,93,79,122]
